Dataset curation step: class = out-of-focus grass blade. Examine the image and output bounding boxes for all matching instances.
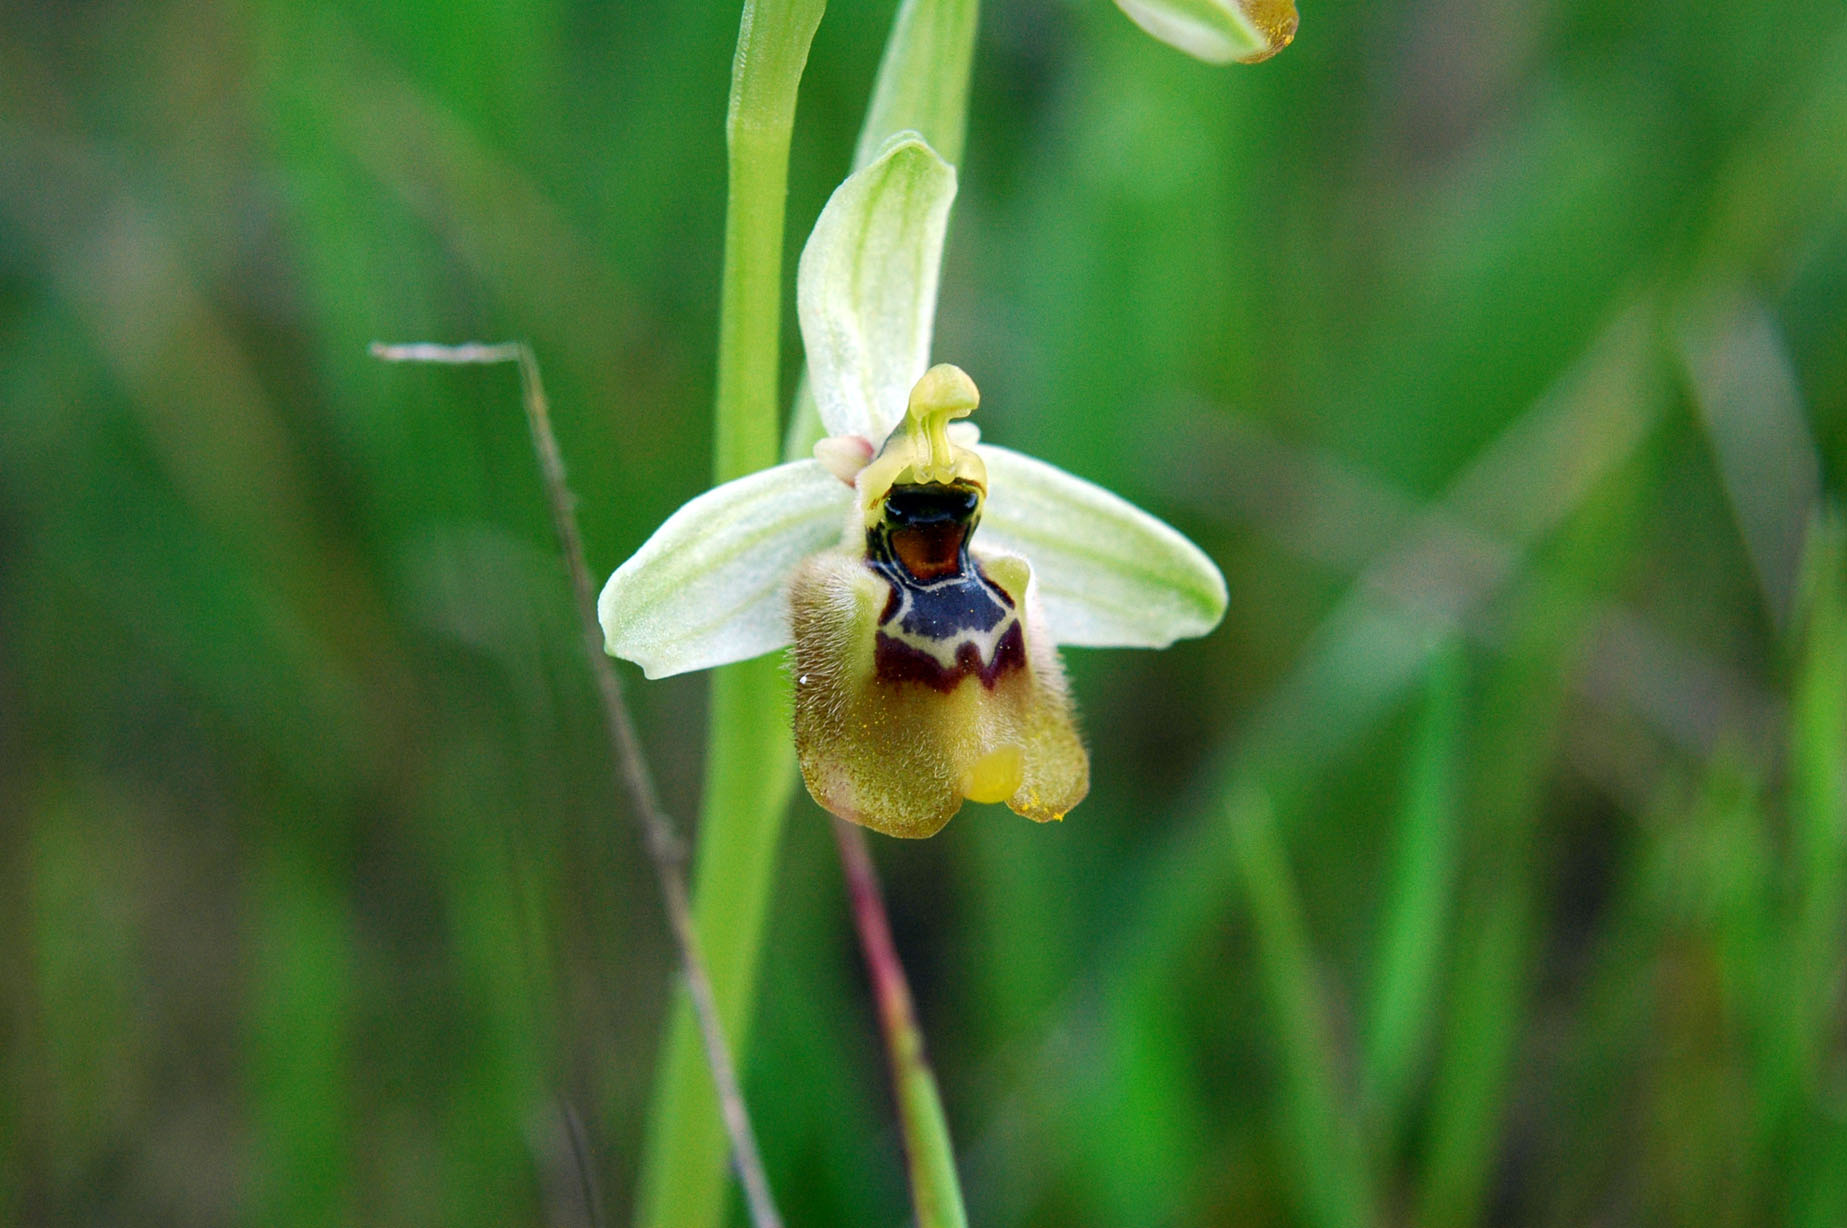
[1076,946,1213,1225]
[747,822,894,1227]
[1679,297,1822,630]
[972,302,1672,1219]
[1789,514,1846,1000]
[1541,758,1773,1226]
[1414,873,1530,1228]
[1362,641,1463,1140]
[1683,18,1847,292]
[1416,461,1642,1226]
[1234,305,1666,806]
[1230,784,1376,1228]
[1694,761,1778,1219]
[23,793,139,1217]
[1042,831,1220,1226]
[1679,762,1777,1225]
[422,751,553,1228]
[1787,514,1847,1226]
[1409,665,1553,1227]
[249,849,353,1228]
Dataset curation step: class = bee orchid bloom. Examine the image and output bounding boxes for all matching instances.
[598,135,1227,838]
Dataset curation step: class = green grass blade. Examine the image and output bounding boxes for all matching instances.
[1414,470,1638,1224]
[1362,641,1464,1139]
[1787,513,1847,1223]
[248,849,354,1228]
[1231,784,1376,1228]
[1790,513,1846,1012]
[852,0,979,170]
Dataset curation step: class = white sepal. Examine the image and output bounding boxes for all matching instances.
[598,460,852,678]
[976,444,1227,649]
[797,134,958,444]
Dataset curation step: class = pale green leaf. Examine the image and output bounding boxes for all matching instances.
[852,0,979,171]
[1111,0,1298,65]
[797,135,957,444]
[976,445,1227,648]
[599,460,850,678]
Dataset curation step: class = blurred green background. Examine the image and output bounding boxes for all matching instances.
[5,0,1847,1224]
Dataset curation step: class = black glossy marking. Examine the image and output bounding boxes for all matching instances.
[868,483,983,579]
[877,482,980,581]
[884,483,979,527]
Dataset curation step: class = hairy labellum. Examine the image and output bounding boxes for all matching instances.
[791,470,1088,838]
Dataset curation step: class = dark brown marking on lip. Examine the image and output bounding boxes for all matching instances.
[891,523,966,581]
[874,621,1026,692]
[869,481,984,585]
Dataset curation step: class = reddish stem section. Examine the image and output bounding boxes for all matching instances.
[831,817,922,1069]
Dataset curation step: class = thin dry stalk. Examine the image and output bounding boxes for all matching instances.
[370,340,782,1228]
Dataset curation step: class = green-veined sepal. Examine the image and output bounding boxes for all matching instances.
[797,134,958,444]
[976,444,1228,649]
[598,460,851,678]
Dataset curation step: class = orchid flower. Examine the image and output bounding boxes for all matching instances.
[598,135,1226,838]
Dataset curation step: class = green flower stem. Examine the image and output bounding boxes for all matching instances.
[636,656,796,1228]
[832,819,970,1228]
[635,4,824,1228]
[714,0,829,484]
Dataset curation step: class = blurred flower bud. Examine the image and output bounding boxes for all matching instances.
[1112,0,1298,64]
